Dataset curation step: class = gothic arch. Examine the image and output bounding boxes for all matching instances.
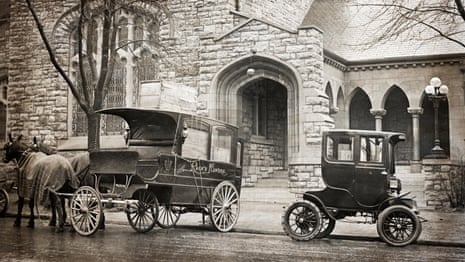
[348,87,374,130]
[325,82,334,110]
[212,54,301,153]
[383,85,412,161]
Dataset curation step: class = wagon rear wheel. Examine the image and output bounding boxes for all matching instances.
[282,200,322,241]
[126,189,158,233]
[157,205,181,228]
[210,181,240,232]
[0,189,9,217]
[70,186,103,236]
[377,205,422,247]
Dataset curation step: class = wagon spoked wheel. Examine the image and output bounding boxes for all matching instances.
[157,204,181,228]
[281,200,322,241]
[316,212,336,239]
[377,205,422,247]
[126,189,158,233]
[210,181,240,232]
[0,189,9,217]
[70,186,103,236]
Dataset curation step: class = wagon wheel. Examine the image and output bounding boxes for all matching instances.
[377,205,422,247]
[157,204,181,228]
[70,186,103,236]
[281,200,322,241]
[126,189,158,233]
[316,212,336,239]
[0,188,9,217]
[210,181,240,232]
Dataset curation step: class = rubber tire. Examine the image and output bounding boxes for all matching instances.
[377,205,422,247]
[282,200,322,241]
[316,212,336,238]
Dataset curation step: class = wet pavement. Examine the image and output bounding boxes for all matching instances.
[3,187,465,247]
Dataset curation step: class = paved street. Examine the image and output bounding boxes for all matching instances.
[1,217,465,262]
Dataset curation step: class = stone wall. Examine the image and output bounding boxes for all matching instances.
[8,1,70,146]
[422,159,461,209]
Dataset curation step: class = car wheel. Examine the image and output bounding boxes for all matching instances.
[282,200,322,241]
[377,205,422,247]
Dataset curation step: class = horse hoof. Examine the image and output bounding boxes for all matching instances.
[49,221,56,227]
[27,222,34,228]
[55,227,64,233]
[13,222,20,227]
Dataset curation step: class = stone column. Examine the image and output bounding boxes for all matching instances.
[370,109,386,131]
[408,107,423,172]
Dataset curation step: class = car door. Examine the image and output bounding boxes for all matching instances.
[354,135,389,206]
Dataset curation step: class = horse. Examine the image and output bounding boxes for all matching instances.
[3,134,80,232]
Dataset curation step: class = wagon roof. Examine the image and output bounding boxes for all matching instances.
[96,107,238,130]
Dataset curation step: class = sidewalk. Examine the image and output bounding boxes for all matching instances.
[4,187,465,247]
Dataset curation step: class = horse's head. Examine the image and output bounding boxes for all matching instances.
[3,134,28,163]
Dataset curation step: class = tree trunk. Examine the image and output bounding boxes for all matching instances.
[87,112,100,150]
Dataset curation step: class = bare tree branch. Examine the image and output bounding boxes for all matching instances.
[25,0,90,113]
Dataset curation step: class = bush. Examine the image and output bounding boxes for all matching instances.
[444,150,465,209]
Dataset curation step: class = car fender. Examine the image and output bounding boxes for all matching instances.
[378,192,418,214]
[302,192,334,217]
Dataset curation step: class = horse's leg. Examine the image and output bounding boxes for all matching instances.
[49,191,57,227]
[54,194,64,233]
[27,198,34,228]
[61,195,67,225]
[14,196,24,227]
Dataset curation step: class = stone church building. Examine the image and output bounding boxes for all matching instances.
[1,0,465,208]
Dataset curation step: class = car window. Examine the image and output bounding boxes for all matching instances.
[326,135,353,161]
[360,136,383,163]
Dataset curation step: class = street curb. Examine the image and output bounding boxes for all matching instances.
[6,212,465,248]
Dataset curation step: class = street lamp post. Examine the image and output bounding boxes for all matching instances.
[424,77,448,159]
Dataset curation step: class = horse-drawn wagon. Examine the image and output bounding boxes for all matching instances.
[70,107,243,236]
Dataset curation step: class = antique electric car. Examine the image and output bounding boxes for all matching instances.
[282,129,423,247]
[70,107,243,236]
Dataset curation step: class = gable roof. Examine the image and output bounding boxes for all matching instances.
[301,0,465,62]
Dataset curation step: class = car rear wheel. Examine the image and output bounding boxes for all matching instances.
[316,212,336,238]
[282,200,322,241]
[377,205,422,247]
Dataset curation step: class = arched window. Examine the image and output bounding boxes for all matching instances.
[69,10,160,137]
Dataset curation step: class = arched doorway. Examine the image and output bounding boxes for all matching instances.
[349,88,374,130]
[239,78,288,175]
[212,54,301,182]
[383,86,412,162]
[420,95,450,158]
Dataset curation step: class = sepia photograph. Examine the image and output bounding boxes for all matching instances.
[0,0,464,261]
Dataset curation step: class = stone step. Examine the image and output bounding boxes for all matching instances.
[256,177,289,188]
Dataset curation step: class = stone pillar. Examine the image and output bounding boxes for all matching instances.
[408,107,424,172]
[370,109,386,131]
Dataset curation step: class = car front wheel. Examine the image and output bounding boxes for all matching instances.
[377,205,422,247]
